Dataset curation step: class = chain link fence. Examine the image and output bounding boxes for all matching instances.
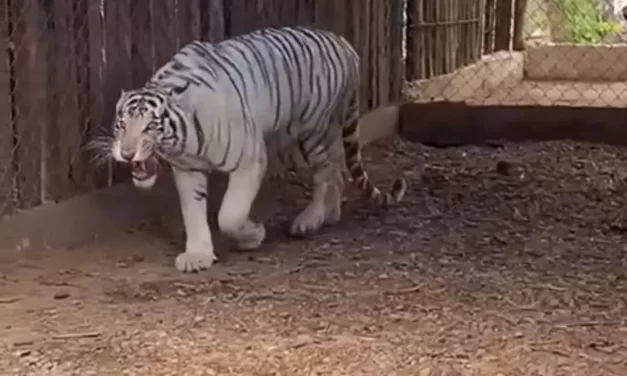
[0,0,404,218]
[403,0,627,108]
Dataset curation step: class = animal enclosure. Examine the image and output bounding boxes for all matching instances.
[4,1,627,375]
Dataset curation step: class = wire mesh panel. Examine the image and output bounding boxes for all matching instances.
[523,0,627,83]
[406,0,485,80]
[45,1,90,201]
[3,0,48,214]
[403,0,627,108]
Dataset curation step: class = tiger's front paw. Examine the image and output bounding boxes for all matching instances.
[175,248,217,273]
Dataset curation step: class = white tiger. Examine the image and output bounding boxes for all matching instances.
[91,26,407,273]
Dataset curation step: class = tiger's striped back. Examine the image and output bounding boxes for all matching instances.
[147,26,406,205]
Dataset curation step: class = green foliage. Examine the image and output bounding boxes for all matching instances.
[558,0,621,44]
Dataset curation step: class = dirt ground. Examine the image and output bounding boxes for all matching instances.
[2,137,627,375]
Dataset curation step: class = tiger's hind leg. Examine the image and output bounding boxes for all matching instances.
[290,134,345,236]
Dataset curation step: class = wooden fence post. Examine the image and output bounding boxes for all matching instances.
[388,0,404,104]
[103,1,132,183]
[9,0,45,209]
[494,0,513,51]
[484,0,496,53]
[0,0,15,214]
[405,0,424,81]
[200,0,226,42]
[513,0,527,50]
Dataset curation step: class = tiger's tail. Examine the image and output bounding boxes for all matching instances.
[342,101,407,207]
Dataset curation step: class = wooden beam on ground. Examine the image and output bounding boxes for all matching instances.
[400,101,627,147]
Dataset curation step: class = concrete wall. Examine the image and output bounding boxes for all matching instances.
[403,51,525,102]
[525,43,627,81]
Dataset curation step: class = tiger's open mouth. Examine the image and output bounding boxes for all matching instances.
[131,156,159,181]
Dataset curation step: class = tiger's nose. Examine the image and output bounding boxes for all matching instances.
[120,149,135,162]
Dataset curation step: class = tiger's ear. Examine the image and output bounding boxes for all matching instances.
[115,89,129,111]
[117,89,131,103]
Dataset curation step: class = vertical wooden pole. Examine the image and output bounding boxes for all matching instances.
[0,0,15,214]
[513,0,527,50]
[494,0,513,51]
[9,0,44,208]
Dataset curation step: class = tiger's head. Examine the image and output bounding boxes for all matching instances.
[89,83,190,190]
